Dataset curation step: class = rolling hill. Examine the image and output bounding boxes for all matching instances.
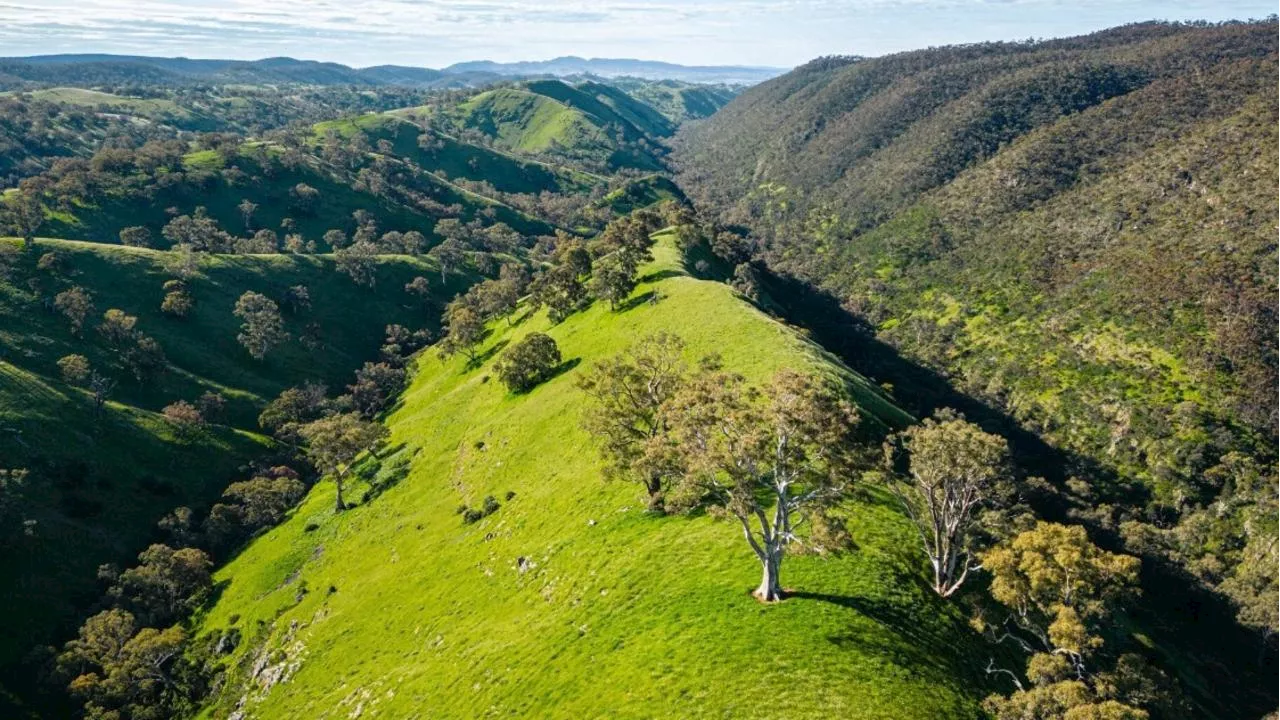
[188,232,1003,719]
[317,111,597,197]
[429,80,674,171]
[0,237,467,714]
[0,55,452,89]
[611,78,739,124]
[9,132,555,251]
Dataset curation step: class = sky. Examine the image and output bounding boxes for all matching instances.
[0,0,1273,69]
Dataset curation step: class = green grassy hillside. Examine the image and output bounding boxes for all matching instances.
[8,87,194,121]
[191,233,1000,719]
[0,238,465,696]
[317,111,597,196]
[438,81,667,171]
[25,141,552,249]
[612,78,738,123]
[571,81,676,138]
[599,174,685,215]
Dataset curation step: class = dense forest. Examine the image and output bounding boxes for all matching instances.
[675,19,1278,647]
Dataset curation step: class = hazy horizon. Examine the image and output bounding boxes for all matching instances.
[0,1,1273,69]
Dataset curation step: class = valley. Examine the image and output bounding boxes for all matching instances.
[0,18,1275,720]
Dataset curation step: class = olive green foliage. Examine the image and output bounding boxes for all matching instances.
[56,609,191,720]
[299,412,388,511]
[588,257,635,310]
[439,302,486,361]
[494,332,561,393]
[885,409,1013,597]
[529,264,587,324]
[105,543,213,627]
[659,367,863,601]
[979,522,1146,719]
[233,291,287,360]
[205,468,307,548]
[334,240,379,288]
[161,400,205,441]
[54,285,94,336]
[577,332,688,511]
[57,353,91,384]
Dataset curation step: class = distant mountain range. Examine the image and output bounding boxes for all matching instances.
[0,54,784,89]
[442,56,783,84]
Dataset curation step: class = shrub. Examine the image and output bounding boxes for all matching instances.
[160,290,194,318]
[493,332,561,393]
[196,391,226,421]
[162,401,205,440]
[57,354,91,385]
[459,495,502,525]
[98,308,138,345]
[119,226,152,247]
[36,252,64,273]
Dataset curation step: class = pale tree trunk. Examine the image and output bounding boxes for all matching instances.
[754,548,783,602]
[738,512,786,602]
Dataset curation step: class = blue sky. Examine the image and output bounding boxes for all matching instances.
[0,1,1273,68]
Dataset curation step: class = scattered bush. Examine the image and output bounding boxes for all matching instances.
[162,401,205,440]
[459,495,502,525]
[57,354,91,385]
[494,332,561,393]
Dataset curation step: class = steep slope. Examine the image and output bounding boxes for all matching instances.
[0,238,465,705]
[675,20,1280,481]
[675,21,1278,642]
[192,234,999,719]
[572,81,676,138]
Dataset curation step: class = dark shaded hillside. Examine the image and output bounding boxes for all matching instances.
[675,17,1278,669]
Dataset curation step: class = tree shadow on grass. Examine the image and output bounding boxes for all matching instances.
[362,442,414,503]
[465,339,509,371]
[511,307,536,326]
[206,578,232,609]
[510,357,583,395]
[616,291,657,313]
[790,590,998,689]
[639,268,684,284]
